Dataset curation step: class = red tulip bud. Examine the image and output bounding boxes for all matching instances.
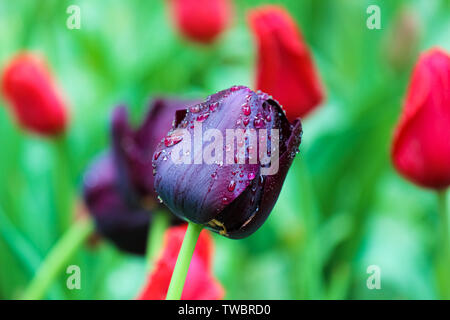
[168,0,232,44]
[391,48,450,190]
[1,53,68,136]
[248,5,324,121]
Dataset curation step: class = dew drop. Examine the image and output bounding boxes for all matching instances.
[209,102,219,112]
[242,104,251,116]
[164,133,183,147]
[196,112,210,122]
[227,180,236,192]
[254,118,265,129]
[190,105,201,113]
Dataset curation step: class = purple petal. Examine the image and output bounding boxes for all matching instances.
[83,153,151,254]
[111,99,200,200]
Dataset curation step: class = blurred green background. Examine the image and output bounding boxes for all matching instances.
[0,0,449,299]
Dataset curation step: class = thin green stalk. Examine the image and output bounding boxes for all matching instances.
[437,190,450,299]
[166,222,203,300]
[145,211,169,270]
[21,218,94,300]
[53,134,75,234]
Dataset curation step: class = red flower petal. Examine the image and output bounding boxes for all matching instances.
[137,224,224,300]
[169,0,232,44]
[1,52,68,136]
[391,48,450,189]
[248,5,324,121]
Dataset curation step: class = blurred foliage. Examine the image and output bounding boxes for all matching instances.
[0,0,449,299]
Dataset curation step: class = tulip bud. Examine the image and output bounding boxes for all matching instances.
[83,99,196,254]
[138,224,224,300]
[168,0,232,44]
[391,48,450,190]
[1,53,68,136]
[153,86,302,238]
[248,5,324,121]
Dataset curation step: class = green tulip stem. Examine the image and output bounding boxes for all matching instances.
[145,211,170,270]
[21,218,94,300]
[53,134,75,234]
[166,222,203,300]
[437,190,450,299]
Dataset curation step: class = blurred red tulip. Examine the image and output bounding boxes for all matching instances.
[391,48,450,190]
[248,5,324,121]
[168,0,232,44]
[137,224,224,300]
[1,53,68,136]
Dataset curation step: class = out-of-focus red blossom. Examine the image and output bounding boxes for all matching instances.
[391,48,450,190]
[168,0,232,44]
[137,224,224,300]
[1,53,68,136]
[248,5,324,121]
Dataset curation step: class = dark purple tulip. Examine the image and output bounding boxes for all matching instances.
[153,86,302,239]
[111,98,200,202]
[83,98,198,254]
[83,152,150,254]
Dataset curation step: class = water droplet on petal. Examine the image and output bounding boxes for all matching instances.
[254,118,265,129]
[227,180,236,192]
[209,102,219,112]
[153,151,161,161]
[197,112,210,122]
[242,104,251,116]
[164,132,184,147]
[190,105,201,113]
